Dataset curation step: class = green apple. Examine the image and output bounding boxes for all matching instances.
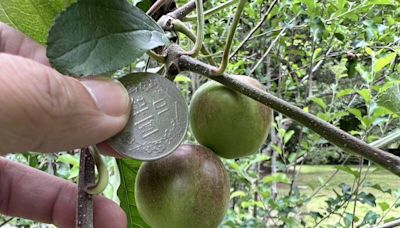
[135,144,230,228]
[189,75,273,159]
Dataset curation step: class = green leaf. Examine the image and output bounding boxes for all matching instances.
[47,0,168,77]
[348,108,362,120]
[0,0,70,44]
[334,32,345,41]
[174,75,192,83]
[358,89,372,104]
[230,191,246,199]
[117,159,149,228]
[365,183,392,194]
[57,154,79,167]
[336,89,355,98]
[365,47,374,56]
[358,192,376,207]
[361,211,380,225]
[310,97,327,110]
[263,173,290,184]
[343,213,356,227]
[346,59,358,78]
[374,52,397,72]
[336,0,346,10]
[283,130,295,144]
[368,0,395,5]
[311,17,325,42]
[378,84,400,115]
[336,166,360,178]
[378,202,390,211]
[288,153,297,163]
[135,0,157,12]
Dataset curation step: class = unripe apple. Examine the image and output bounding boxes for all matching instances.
[135,144,230,228]
[189,75,273,159]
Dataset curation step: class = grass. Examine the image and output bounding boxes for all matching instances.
[290,165,400,227]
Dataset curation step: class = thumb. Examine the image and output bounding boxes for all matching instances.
[0,54,131,154]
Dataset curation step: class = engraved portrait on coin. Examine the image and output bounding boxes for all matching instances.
[107,72,188,161]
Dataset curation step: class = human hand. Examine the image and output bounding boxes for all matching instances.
[0,23,130,228]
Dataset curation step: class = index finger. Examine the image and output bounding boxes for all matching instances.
[0,157,127,228]
[0,23,49,65]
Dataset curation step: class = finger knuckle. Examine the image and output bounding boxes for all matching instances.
[36,70,71,119]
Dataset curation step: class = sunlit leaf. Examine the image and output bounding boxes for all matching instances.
[378,83,400,115]
[378,202,390,211]
[368,0,395,5]
[0,0,72,44]
[47,0,168,76]
[358,89,372,104]
[117,159,149,228]
[336,89,355,98]
[230,191,246,199]
[310,97,327,110]
[262,173,290,184]
[174,75,192,83]
[374,52,397,73]
[336,166,360,177]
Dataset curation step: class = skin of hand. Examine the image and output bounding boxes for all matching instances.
[0,23,130,228]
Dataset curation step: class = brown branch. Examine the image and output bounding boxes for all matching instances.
[168,0,208,20]
[147,0,170,16]
[172,49,400,176]
[147,0,176,21]
[77,147,95,228]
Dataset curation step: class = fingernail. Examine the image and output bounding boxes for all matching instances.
[81,78,131,117]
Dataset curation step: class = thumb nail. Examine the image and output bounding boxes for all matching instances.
[81,78,131,117]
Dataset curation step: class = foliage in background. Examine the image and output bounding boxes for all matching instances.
[176,0,400,226]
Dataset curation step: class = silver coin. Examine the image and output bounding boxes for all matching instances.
[107,72,188,161]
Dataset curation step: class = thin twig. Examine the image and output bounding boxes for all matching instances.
[183,0,236,21]
[376,196,400,225]
[230,0,279,58]
[351,158,364,228]
[0,217,14,227]
[77,147,95,228]
[306,156,351,201]
[249,24,290,75]
[307,38,317,97]
[313,195,353,227]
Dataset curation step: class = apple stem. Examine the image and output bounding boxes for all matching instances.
[185,0,204,57]
[213,0,247,75]
[171,19,216,65]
